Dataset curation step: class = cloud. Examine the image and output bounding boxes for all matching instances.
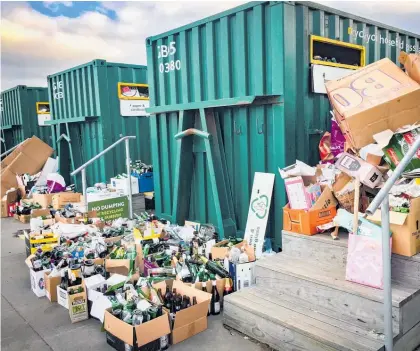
[43,1,73,13]
[1,1,246,90]
[1,1,419,91]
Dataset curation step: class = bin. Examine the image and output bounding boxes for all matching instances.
[47,60,151,188]
[1,86,54,153]
[146,1,420,250]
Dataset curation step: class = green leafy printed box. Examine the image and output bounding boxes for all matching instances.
[374,125,420,172]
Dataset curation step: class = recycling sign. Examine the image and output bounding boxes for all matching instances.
[244,173,275,258]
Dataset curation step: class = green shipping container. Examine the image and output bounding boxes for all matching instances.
[146,1,420,249]
[1,85,54,153]
[47,59,151,188]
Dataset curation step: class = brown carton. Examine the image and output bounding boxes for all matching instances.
[52,192,81,209]
[326,58,420,149]
[399,51,420,84]
[105,243,144,276]
[68,282,89,323]
[44,272,61,302]
[32,193,55,209]
[153,280,211,344]
[367,197,420,257]
[104,308,171,350]
[211,240,256,261]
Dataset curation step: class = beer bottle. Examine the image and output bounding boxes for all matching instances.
[211,279,221,315]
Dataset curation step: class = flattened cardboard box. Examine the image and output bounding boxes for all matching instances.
[326,58,420,149]
[153,280,211,344]
[104,308,170,350]
[368,197,420,257]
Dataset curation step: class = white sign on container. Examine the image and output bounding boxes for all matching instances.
[243,172,275,258]
[119,100,150,117]
[312,64,354,94]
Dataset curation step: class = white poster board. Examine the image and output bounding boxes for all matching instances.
[120,100,150,117]
[243,172,275,258]
[312,64,354,94]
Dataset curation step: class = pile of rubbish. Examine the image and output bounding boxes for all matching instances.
[280,56,420,289]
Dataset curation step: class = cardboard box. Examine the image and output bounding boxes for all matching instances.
[57,286,69,309]
[153,280,211,345]
[283,186,337,235]
[1,189,18,217]
[104,307,171,351]
[54,210,97,224]
[229,261,256,291]
[367,197,420,257]
[335,152,382,188]
[32,193,55,209]
[29,268,48,297]
[400,51,420,84]
[326,58,420,149]
[105,243,144,276]
[52,192,81,209]
[110,176,139,195]
[373,125,420,172]
[0,169,19,198]
[68,282,89,323]
[284,176,322,210]
[211,240,256,261]
[44,271,61,302]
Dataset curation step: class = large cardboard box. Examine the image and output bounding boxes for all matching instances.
[400,51,420,84]
[44,272,61,302]
[153,280,211,345]
[368,197,420,257]
[52,192,81,210]
[32,193,55,209]
[0,169,19,198]
[104,307,171,351]
[326,58,420,149]
[283,186,338,235]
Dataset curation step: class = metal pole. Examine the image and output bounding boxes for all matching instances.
[82,168,88,212]
[381,195,393,351]
[366,137,420,215]
[125,139,133,219]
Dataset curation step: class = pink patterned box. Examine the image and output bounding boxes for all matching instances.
[346,233,392,289]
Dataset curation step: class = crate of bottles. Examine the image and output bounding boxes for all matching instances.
[24,230,59,257]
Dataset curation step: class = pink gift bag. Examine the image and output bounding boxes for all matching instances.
[346,233,392,289]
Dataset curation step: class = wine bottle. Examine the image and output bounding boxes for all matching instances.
[200,256,230,278]
[211,279,221,315]
[192,296,197,305]
[222,278,233,309]
[202,282,210,316]
[157,306,169,350]
[164,286,173,310]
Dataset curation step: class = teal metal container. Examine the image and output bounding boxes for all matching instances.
[146,1,420,250]
[1,86,53,152]
[47,59,151,188]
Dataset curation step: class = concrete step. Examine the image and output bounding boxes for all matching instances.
[282,230,420,280]
[255,252,420,336]
[223,286,385,351]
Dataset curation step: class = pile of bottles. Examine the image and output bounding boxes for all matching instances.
[130,160,153,175]
[13,201,42,215]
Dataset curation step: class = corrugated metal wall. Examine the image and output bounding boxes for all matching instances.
[48,60,151,188]
[147,1,420,248]
[1,86,53,151]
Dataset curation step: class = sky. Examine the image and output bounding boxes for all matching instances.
[1,1,419,90]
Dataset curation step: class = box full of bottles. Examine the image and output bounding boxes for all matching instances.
[68,281,89,323]
[24,230,59,256]
[229,261,256,291]
[105,242,144,277]
[153,280,211,345]
[110,175,139,195]
[103,307,171,351]
[25,254,49,297]
[57,285,69,309]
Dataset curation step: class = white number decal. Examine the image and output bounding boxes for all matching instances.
[157,42,181,74]
[53,80,64,100]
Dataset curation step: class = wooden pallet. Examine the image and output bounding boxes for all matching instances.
[223,230,420,351]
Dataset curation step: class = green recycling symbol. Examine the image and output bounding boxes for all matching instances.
[251,195,269,219]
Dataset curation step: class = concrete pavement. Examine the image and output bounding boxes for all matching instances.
[1,218,269,351]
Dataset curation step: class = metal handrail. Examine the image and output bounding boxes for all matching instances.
[365,136,420,351]
[0,140,25,158]
[71,135,137,219]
